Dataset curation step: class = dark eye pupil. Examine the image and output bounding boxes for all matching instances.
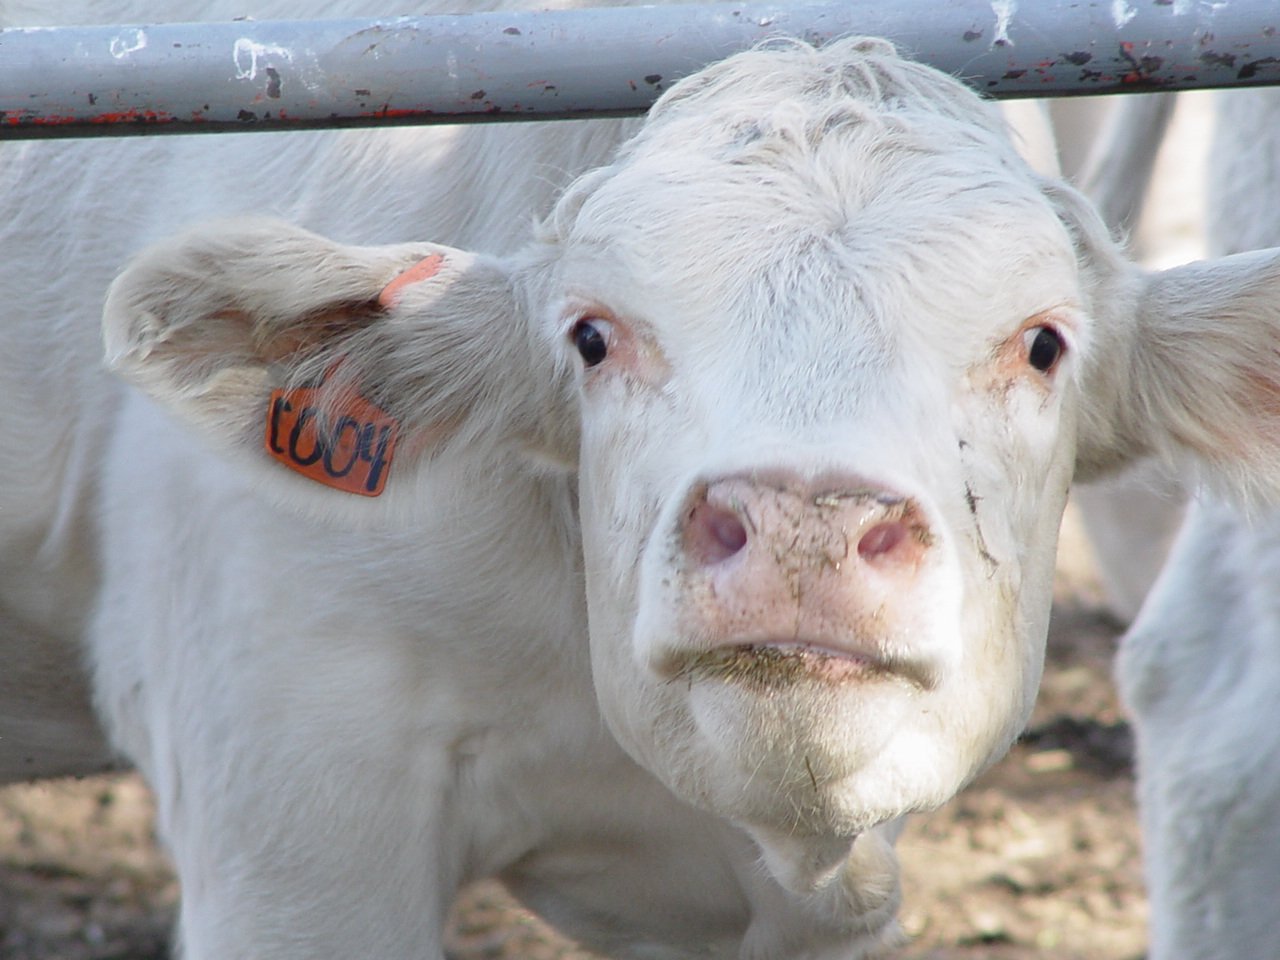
[574,321,608,367]
[1028,327,1063,372]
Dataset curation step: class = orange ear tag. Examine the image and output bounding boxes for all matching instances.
[262,254,442,496]
[377,253,445,309]
[264,369,400,497]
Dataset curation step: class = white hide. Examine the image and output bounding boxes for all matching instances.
[1116,87,1280,960]
[9,5,1280,960]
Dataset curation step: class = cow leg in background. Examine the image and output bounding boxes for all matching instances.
[1071,465,1184,624]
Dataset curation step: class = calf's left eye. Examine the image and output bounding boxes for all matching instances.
[1026,326,1065,374]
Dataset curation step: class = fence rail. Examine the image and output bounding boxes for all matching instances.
[3,0,1279,139]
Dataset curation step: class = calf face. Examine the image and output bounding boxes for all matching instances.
[547,65,1083,863]
[103,37,1280,892]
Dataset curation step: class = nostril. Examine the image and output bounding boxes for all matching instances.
[857,520,909,562]
[686,501,749,566]
[709,509,748,554]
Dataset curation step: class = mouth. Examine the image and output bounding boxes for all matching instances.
[661,641,939,692]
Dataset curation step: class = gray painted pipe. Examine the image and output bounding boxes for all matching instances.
[2,0,1278,139]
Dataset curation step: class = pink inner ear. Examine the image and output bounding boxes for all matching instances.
[378,254,445,309]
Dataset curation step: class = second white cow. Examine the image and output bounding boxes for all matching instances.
[8,3,1280,957]
[1117,86,1280,960]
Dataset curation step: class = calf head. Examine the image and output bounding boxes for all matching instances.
[104,38,1280,891]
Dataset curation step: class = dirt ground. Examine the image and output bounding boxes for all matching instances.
[0,506,1146,960]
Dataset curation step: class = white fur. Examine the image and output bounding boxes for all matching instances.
[9,4,1280,958]
[1116,87,1280,960]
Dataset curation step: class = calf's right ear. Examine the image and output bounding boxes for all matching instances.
[1074,244,1280,500]
[104,218,574,509]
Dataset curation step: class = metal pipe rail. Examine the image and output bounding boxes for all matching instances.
[2,0,1279,139]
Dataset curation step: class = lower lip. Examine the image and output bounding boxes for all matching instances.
[668,643,884,687]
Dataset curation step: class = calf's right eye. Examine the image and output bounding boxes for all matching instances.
[572,318,611,367]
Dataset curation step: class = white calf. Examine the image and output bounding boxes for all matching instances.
[9,4,1280,957]
[1117,87,1280,960]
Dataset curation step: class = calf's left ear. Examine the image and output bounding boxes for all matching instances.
[1076,244,1280,496]
[104,218,573,505]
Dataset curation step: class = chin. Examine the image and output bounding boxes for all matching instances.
[623,641,998,837]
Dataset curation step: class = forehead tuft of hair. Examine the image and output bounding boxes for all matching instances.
[646,35,1006,142]
[541,36,1032,246]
